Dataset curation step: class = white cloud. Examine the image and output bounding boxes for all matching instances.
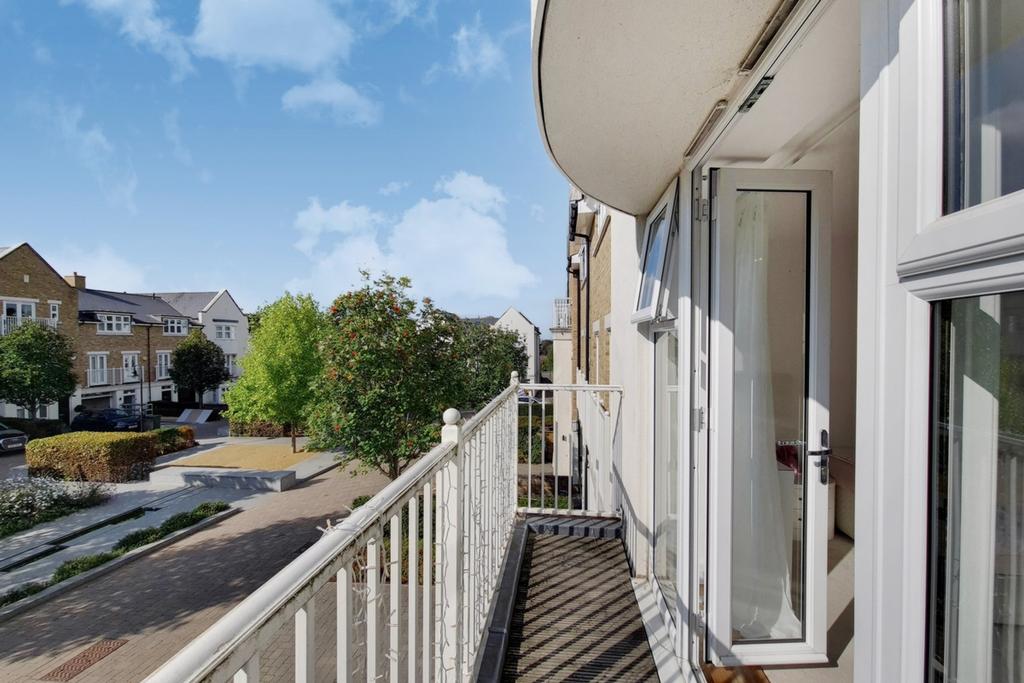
[282,77,380,126]
[49,244,148,292]
[32,42,53,65]
[192,0,353,73]
[38,100,138,212]
[293,197,386,256]
[378,180,409,196]
[287,172,536,311]
[64,0,192,80]
[162,108,191,165]
[423,14,509,84]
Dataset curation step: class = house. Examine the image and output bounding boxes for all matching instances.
[0,244,79,421]
[491,307,541,383]
[149,0,1023,681]
[157,290,249,404]
[71,280,199,412]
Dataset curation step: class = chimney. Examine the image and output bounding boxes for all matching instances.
[64,272,86,289]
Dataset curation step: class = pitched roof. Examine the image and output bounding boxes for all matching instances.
[155,291,220,319]
[496,307,541,334]
[78,289,191,325]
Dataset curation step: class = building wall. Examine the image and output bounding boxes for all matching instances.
[493,309,539,383]
[197,292,249,403]
[0,245,79,418]
[588,220,613,393]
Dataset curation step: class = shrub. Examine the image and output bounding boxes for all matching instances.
[0,418,69,440]
[351,494,372,509]
[0,582,49,608]
[0,478,110,539]
[52,552,120,583]
[112,528,162,552]
[152,426,196,455]
[228,421,293,438]
[113,501,230,554]
[26,432,159,482]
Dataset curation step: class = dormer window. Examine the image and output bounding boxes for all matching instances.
[98,314,132,334]
[163,318,187,335]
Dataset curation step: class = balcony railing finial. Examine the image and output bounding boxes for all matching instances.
[441,407,461,444]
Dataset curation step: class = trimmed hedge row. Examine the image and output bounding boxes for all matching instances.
[26,432,158,482]
[153,426,196,455]
[229,421,302,438]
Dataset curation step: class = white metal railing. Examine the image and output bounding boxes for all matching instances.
[147,375,624,682]
[147,375,521,683]
[87,365,145,387]
[552,298,571,331]
[0,316,58,335]
[517,383,622,517]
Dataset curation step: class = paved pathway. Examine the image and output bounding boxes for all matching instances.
[0,465,389,682]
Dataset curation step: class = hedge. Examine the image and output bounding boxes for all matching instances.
[0,418,69,440]
[153,426,196,455]
[26,432,159,482]
[229,421,301,438]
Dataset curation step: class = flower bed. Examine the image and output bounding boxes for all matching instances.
[26,432,159,482]
[0,500,231,608]
[0,478,109,539]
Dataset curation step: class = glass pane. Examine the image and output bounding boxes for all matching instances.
[654,329,680,620]
[637,207,669,312]
[731,191,808,642]
[945,0,1024,211]
[928,293,1024,683]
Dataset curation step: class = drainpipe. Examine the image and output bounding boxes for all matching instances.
[568,200,591,382]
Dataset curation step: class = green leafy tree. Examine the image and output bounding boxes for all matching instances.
[224,293,325,452]
[307,273,528,479]
[169,330,230,408]
[0,322,77,418]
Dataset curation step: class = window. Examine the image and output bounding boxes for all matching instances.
[163,318,186,335]
[944,0,1024,212]
[633,179,677,323]
[157,352,171,379]
[928,292,1024,683]
[215,324,235,340]
[122,353,141,382]
[49,303,59,321]
[98,314,131,334]
[579,243,589,284]
[224,353,237,376]
[87,353,108,385]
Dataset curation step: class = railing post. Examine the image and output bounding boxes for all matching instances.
[439,408,463,681]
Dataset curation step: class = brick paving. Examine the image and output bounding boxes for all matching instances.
[0,465,389,683]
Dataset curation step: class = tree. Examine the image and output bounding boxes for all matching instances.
[307,273,528,479]
[224,293,325,452]
[169,330,230,408]
[0,322,77,418]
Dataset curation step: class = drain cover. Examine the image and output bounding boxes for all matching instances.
[41,640,128,681]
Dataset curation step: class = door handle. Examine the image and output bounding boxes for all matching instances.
[808,429,831,485]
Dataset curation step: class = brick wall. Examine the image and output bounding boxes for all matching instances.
[0,244,79,340]
[75,322,191,388]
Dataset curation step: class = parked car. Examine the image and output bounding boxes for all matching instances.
[0,423,28,453]
[71,409,140,432]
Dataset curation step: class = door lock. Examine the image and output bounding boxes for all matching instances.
[807,429,832,485]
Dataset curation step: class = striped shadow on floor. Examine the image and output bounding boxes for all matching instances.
[496,517,659,682]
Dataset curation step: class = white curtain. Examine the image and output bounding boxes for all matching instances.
[731,192,801,640]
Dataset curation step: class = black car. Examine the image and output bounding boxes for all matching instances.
[0,423,28,453]
[71,409,140,432]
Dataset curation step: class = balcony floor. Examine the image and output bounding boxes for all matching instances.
[501,531,659,681]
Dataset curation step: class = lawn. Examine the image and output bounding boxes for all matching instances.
[170,443,310,470]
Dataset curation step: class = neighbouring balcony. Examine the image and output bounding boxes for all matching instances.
[0,316,58,336]
[145,377,645,683]
[552,297,571,331]
[87,365,146,388]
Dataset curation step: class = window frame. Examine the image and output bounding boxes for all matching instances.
[156,351,172,379]
[97,314,132,335]
[163,317,187,335]
[632,178,679,324]
[215,324,236,340]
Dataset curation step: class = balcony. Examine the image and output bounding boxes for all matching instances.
[0,316,58,336]
[146,377,648,682]
[87,365,146,388]
[552,297,571,331]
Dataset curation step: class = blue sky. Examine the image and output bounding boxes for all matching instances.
[0,0,568,331]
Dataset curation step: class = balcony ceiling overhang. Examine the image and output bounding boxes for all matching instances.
[532,0,785,216]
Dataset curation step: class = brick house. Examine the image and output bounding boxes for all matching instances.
[0,243,79,421]
[71,282,199,413]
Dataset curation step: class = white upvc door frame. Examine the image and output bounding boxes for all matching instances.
[705,167,833,667]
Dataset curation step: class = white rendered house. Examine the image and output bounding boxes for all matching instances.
[157,290,249,404]
[492,307,541,383]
